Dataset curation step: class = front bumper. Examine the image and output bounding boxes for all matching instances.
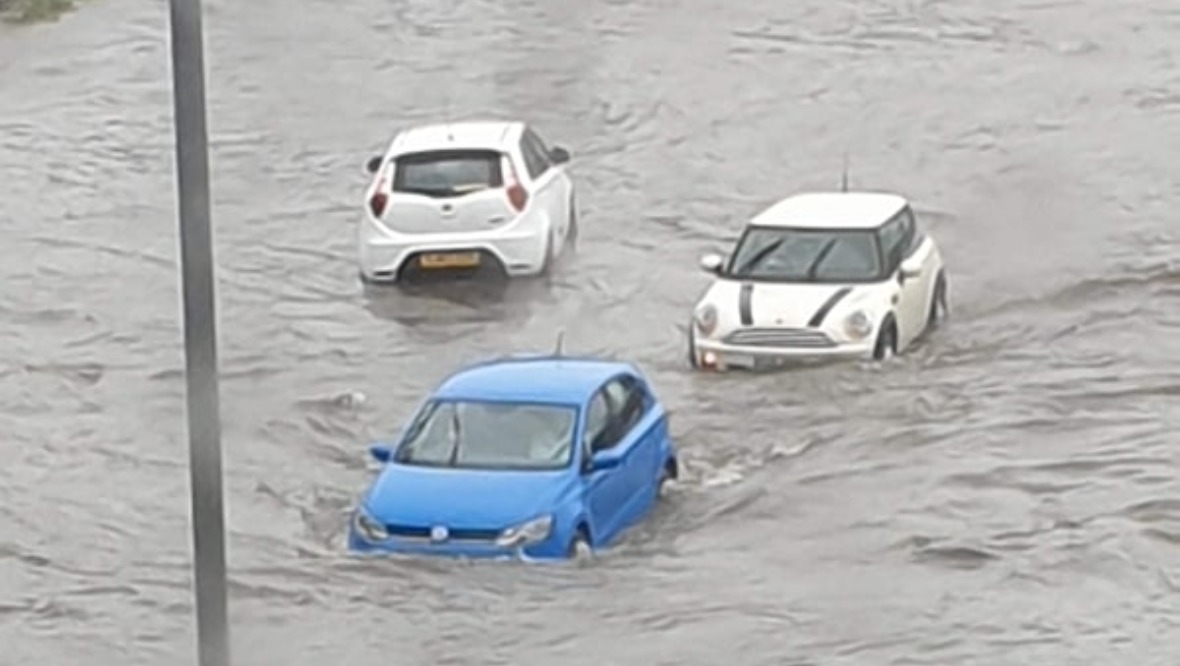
[357,219,547,282]
[692,336,874,370]
[346,525,568,561]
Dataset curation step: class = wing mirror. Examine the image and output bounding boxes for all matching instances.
[368,443,393,464]
[549,146,571,165]
[588,450,621,473]
[899,258,922,283]
[365,155,383,175]
[699,253,724,274]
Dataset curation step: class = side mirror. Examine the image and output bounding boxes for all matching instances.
[899,258,922,282]
[587,451,621,473]
[549,146,571,165]
[699,253,724,274]
[365,155,383,175]
[369,443,393,464]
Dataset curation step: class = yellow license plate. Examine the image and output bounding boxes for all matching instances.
[419,252,481,269]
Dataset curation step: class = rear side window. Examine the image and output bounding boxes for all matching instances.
[393,149,504,198]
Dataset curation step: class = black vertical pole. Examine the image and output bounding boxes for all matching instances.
[165,0,231,665]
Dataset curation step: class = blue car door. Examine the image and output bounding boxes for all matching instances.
[583,374,660,542]
[581,387,632,540]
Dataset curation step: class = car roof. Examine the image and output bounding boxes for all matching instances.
[432,356,638,405]
[750,191,909,230]
[390,120,523,155]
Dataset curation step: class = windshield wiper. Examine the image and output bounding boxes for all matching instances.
[733,239,784,276]
[446,407,462,467]
[804,238,839,280]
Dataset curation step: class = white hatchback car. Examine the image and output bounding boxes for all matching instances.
[688,191,948,371]
[358,120,577,283]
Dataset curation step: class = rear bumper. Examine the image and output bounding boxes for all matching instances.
[692,338,874,370]
[357,217,548,282]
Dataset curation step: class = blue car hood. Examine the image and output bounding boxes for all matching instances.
[363,463,572,529]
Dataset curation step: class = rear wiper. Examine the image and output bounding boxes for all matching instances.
[446,407,462,467]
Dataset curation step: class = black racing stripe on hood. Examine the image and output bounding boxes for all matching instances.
[738,283,754,326]
[807,286,854,328]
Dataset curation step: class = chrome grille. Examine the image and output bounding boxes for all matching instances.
[385,524,500,542]
[723,327,837,349]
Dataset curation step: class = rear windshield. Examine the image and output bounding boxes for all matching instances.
[393,149,504,198]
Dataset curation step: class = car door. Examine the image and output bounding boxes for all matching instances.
[879,212,926,348]
[581,375,659,541]
[895,207,937,347]
[580,388,630,539]
[519,128,569,244]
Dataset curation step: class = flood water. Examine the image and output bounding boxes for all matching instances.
[3,0,1180,664]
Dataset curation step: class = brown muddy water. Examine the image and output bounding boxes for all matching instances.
[2,0,1179,664]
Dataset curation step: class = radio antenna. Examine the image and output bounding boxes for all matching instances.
[840,152,850,192]
[553,330,565,357]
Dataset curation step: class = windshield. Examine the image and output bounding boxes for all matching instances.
[393,149,504,198]
[394,400,576,470]
[726,226,882,282]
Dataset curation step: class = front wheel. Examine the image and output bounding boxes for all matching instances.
[873,319,897,361]
[567,530,592,561]
[927,272,949,330]
[687,324,700,369]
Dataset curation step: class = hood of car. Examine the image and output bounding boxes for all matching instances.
[705,279,869,330]
[362,463,571,530]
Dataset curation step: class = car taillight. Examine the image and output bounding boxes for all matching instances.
[504,157,528,212]
[369,192,388,218]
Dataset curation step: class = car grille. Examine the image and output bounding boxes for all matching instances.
[723,327,837,349]
[384,524,501,542]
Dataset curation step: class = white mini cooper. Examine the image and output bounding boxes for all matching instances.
[688,191,948,371]
[358,120,577,283]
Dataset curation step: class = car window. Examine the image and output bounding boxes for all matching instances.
[591,376,650,452]
[877,216,905,269]
[583,392,610,455]
[393,149,504,198]
[726,227,882,283]
[900,208,924,256]
[519,131,551,180]
[396,400,576,470]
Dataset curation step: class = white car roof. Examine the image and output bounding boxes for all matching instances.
[390,120,523,155]
[750,192,909,230]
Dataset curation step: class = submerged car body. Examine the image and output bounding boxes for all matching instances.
[348,355,679,560]
[357,120,577,283]
[688,191,949,371]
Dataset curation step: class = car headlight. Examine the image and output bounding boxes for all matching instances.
[843,310,873,340]
[693,304,718,336]
[353,507,390,542]
[495,515,553,548]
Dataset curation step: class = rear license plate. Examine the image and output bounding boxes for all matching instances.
[419,252,481,269]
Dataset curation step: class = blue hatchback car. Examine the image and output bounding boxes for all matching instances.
[348,355,679,560]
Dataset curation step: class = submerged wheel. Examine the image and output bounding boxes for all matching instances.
[927,272,949,329]
[873,318,897,361]
[538,230,556,277]
[566,201,579,250]
[568,528,592,561]
[658,459,678,499]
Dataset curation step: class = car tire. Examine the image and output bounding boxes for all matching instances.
[538,229,556,277]
[687,323,700,369]
[567,529,592,561]
[927,272,949,330]
[566,200,579,251]
[658,461,676,499]
[873,317,897,361]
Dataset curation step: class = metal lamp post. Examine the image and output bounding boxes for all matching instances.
[165,0,231,665]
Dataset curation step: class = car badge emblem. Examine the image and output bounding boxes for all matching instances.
[429,525,449,543]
